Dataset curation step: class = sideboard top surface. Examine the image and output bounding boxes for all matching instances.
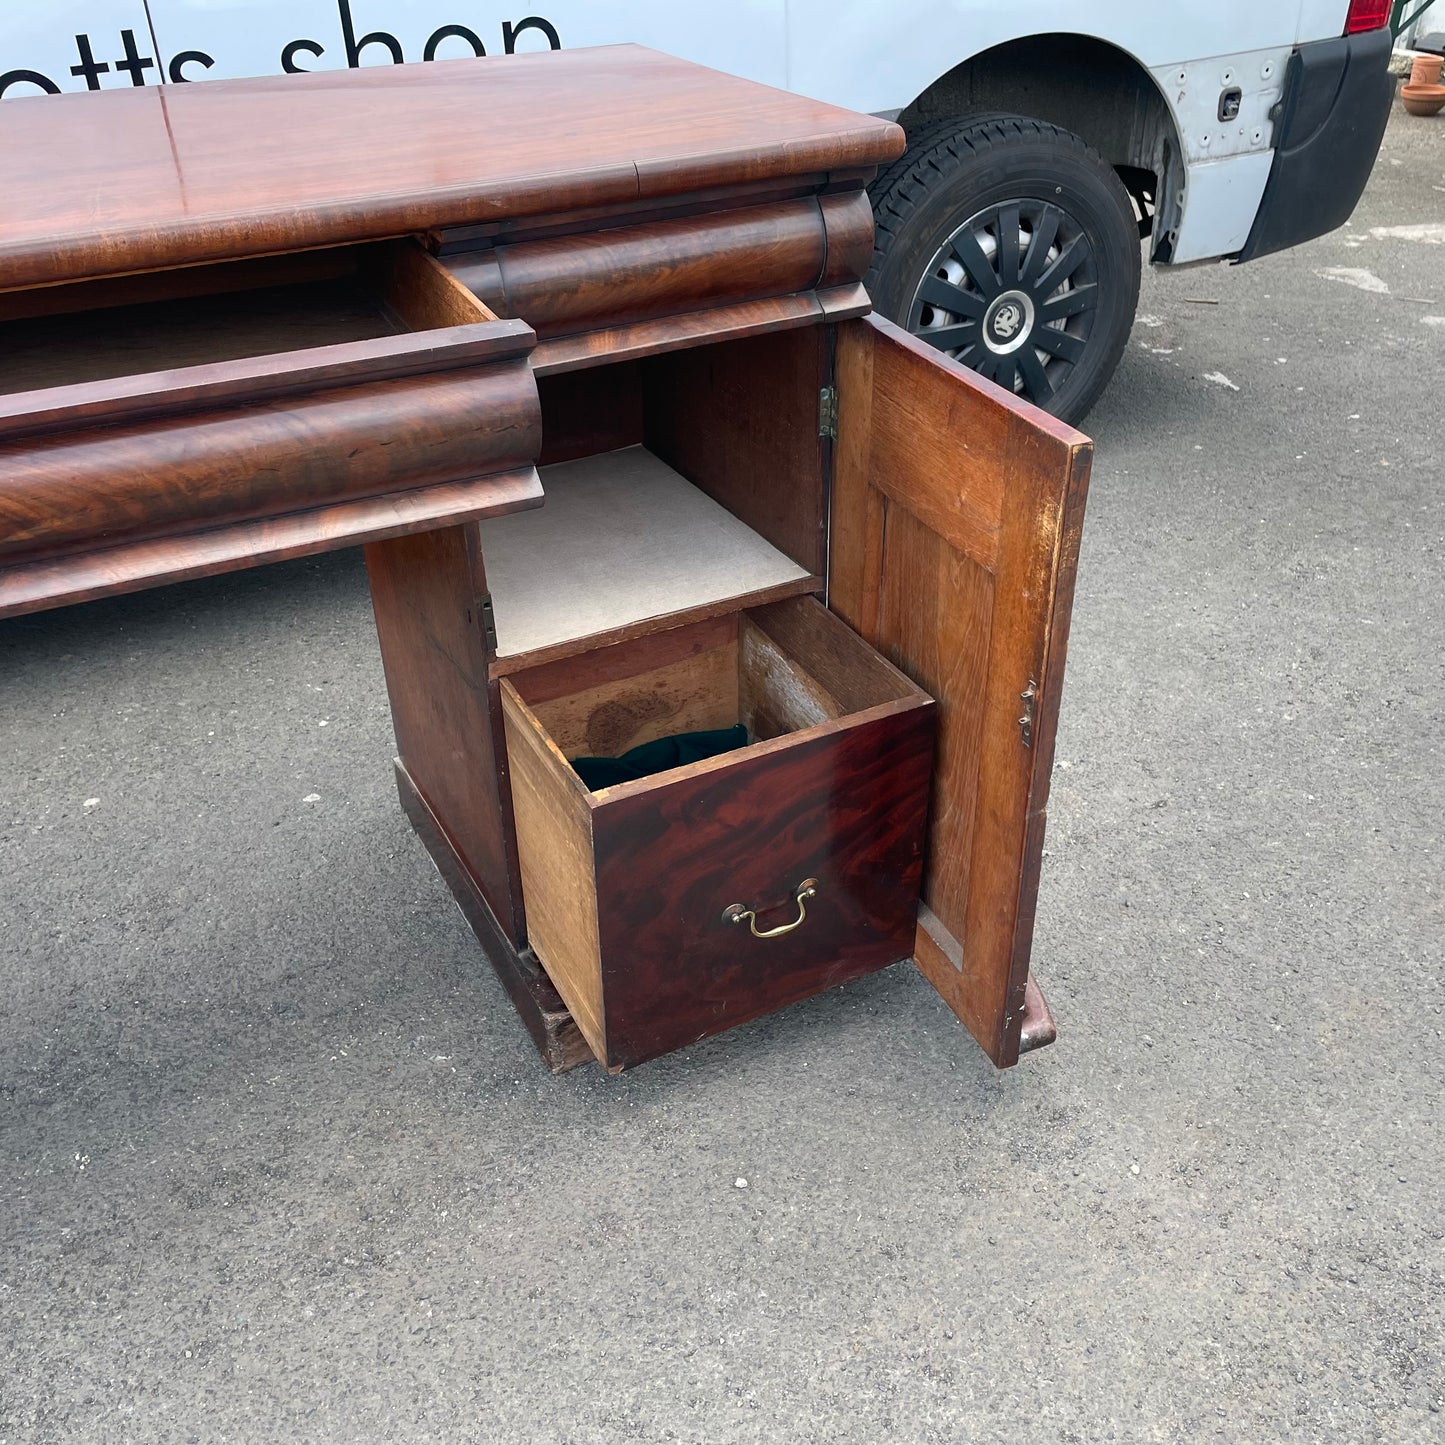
[0,45,904,292]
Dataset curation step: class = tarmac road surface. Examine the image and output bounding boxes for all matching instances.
[2,108,1442,1443]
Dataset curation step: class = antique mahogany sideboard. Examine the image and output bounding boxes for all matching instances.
[0,47,1092,1072]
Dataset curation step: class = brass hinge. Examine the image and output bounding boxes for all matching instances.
[1018,679,1038,748]
[478,592,499,653]
[818,385,838,440]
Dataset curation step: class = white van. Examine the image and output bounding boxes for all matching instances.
[1,2,1395,420]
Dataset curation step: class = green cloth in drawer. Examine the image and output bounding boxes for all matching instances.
[571,725,749,791]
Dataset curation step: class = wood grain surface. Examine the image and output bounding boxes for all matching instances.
[536,364,645,466]
[0,242,539,615]
[527,288,869,376]
[592,698,934,1069]
[742,596,919,717]
[829,315,1092,1067]
[0,280,395,397]
[0,468,542,621]
[506,611,738,709]
[0,46,903,290]
[448,199,829,339]
[367,523,527,945]
[0,362,540,566]
[0,39,1098,1081]
[501,596,934,1070]
[0,248,359,325]
[524,630,742,760]
[370,241,501,331]
[642,329,829,575]
[500,683,609,1060]
[431,173,842,253]
[444,189,873,348]
[818,192,877,288]
[0,319,535,445]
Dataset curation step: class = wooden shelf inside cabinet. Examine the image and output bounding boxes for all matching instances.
[481,447,819,676]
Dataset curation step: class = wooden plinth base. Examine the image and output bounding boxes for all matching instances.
[395,759,595,1073]
[1018,974,1058,1054]
[395,758,1057,1072]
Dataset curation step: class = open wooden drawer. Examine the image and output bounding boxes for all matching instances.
[0,242,544,617]
[501,596,935,1069]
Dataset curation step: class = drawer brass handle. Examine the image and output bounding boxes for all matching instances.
[722,879,818,939]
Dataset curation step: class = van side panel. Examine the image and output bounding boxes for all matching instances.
[1,0,1363,266]
[783,2,1344,114]
[141,1,788,89]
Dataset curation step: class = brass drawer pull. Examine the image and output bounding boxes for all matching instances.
[723,879,818,939]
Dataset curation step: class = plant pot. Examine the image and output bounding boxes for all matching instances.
[1410,54,1444,87]
[1402,83,1445,116]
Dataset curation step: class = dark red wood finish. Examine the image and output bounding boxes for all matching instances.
[0,318,542,619]
[0,47,903,290]
[0,364,539,564]
[591,699,935,1069]
[535,365,645,466]
[429,170,876,254]
[0,47,1086,1075]
[446,192,872,342]
[527,289,868,376]
[817,192,876,287]
[0,320,535,442]
[642,328,831,574]
[0,468,542,620]
[366,523,526,946]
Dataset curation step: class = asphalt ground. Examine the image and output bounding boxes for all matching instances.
[2,109,1443,1444]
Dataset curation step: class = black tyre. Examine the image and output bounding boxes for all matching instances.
[867,115,1141,425]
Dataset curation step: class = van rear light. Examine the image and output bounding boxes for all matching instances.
[1344,0,1391,32]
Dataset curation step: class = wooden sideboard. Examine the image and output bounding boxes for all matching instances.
[0,46,1091,1072]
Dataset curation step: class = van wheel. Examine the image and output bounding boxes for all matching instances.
[867,115,1141,425]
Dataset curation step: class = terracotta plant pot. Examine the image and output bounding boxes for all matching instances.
[1401,83,1445,117]
[1410,54,1444,87]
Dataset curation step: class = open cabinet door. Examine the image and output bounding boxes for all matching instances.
[829,316,1092,1067]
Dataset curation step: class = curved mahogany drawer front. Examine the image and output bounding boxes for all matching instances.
[0,326,542,567]
[448,190,875,340]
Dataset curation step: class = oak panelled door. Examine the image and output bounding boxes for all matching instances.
[829,315,1092,1067]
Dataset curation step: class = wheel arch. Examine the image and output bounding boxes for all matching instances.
[897,33,1185,260]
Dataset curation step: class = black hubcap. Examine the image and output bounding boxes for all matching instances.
[907,199,1099,406]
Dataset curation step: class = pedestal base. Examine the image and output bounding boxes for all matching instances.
[395,757,1057,1072]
